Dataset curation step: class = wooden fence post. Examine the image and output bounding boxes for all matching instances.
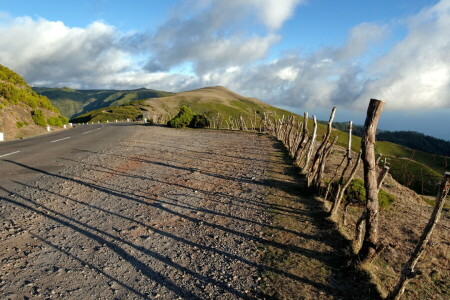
[329,152,362,219]
[324,121,353,201]
[303,116,317,171]
[307,107,336,186]
[387,172,450,300]
[357,98,385,264]
[294,112,309,163]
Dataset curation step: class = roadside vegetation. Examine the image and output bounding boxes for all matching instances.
[70,105,145,123]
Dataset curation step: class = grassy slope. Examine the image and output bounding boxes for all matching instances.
[70,85,448,196]
[33,87,173,118]
[142,86,291,120]
[0,64,67,139]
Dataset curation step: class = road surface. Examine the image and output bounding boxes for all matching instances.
[0,123,139,192]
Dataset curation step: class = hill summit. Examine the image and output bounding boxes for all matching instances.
[0,64,67,140]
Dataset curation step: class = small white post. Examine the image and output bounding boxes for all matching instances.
[63,124,67,129]
[0,132,4,142]
[106,120,109,123]
[47,126,51,132]
[144,118,147,123]
[127,118,130,122]
[98,121,100,124]
[115,120,118,123]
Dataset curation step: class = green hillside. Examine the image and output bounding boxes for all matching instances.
[0,64,68,139]
[33,87,173,118]
[70,85,448,196]
[70,86,294,125]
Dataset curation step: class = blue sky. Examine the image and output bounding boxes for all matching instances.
[0,0,449,139]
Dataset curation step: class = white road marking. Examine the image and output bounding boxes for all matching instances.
[82,128,102,135]
[0,151,21,158]
[50,137,71,143]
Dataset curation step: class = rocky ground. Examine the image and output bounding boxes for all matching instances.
[1,126,276,299]
[4,125,438,300]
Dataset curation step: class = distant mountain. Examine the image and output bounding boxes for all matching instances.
[71,85,448,196]
[377,131,450,157]
[0,64,67,140]
[70,86,292,125]
[326,121,449,157]
[33,87,173,118]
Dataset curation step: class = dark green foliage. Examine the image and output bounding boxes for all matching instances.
[34,87,173,118]
[0,64,27,86]
[0,64,59,113]
[167,106,194,128]
[70,105,143,123]
[31,110,47,127]
[378,189,396,209]
[47,115,69,127]
[16,121,24,128]
[189,114,210,128]
[377,131,450,157]
[326,121,450,157]
[383,157,441,196]
[343,178,396,209]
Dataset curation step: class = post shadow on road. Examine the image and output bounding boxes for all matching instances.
[13,180,335,293]
[61,153,303,217]
[3,159,345,297]
[0,186,255,299]
[3,140,381,300]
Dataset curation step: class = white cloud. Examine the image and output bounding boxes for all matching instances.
[0,0,449,114]
[356,0,450,109]
[0,17,129,87]
[137,0,302,73]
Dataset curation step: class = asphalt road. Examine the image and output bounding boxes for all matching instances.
[0,122,142,193]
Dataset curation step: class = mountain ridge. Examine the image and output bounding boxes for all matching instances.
[33,86,173,118]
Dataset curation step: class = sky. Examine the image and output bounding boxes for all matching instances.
[0,0,449,140]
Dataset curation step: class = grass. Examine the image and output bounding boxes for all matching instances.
[259,137,380,299]
[63,83,450,197]
[70,105,144,123]
[34,87,173,118]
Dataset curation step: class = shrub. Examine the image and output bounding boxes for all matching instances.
[16,121,24,128]
[167,106,194,128]
[343,178,396,209]
[189,114,210,128]
[47,115,68,127]
[31,109,47,127]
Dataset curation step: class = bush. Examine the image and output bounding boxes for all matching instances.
[31,109,47,127]
[16,121,24,128]
[167,106,194,128]
[189,114,210,128]
[47,115,68,127]
[344,178,396,209]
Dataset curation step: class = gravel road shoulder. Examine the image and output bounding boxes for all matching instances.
[1,126,377,299]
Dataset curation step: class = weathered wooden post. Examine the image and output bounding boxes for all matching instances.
[329,151,362,219]
[387,172,450,300]
[324,121,353,201]
[303,115,317,171]
[357,98,385,264]
[294,112,309,163]
[307,107,336,186]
